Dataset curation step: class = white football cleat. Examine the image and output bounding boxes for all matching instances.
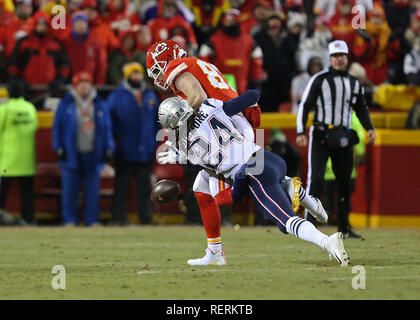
[304,196,328,224]
[187,249,227,266]
[324,232,350,267]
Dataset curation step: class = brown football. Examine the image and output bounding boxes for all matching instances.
[150,179,180,204]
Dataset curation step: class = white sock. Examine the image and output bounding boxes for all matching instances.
[286,217,328,250]
[207,237,222,254]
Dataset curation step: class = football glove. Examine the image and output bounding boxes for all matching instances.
[157,141,187,164]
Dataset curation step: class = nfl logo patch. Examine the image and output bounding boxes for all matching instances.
[340,137,348,147]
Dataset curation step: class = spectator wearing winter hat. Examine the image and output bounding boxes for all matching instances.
[353,4,402,85]
[199,8,264,94]
[52,71,114,227]
[285,10,307,57]
[80,0,119,57]
[8,11,70,90]
[107,29,147,85]
[240,0,271,36]
[328,0,357,58]
[1,0,34,59]
[291,55,323,114]
[64,11,107,84]
[105,0,142,36]
[148,0,198,55]
[107,62,159,225]
[297,14,332,72]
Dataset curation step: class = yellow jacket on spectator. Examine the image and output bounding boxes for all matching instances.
[0,97,38,176]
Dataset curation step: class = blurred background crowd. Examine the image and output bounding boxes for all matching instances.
[0,0,420,227]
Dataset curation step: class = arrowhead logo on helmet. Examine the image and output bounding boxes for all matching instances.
[146,40,187,90]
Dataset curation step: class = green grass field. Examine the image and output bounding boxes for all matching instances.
[0,226,419,300]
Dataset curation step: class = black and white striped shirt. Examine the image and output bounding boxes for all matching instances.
[296,66,374,135]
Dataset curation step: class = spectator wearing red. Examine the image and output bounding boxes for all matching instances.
[148,0,198,54]
[42,0,72,42]
[0,0,14,81]
[136,25,152,53]
[199,9,263,94]
[353,4,402,85]
[329,0,357,57]
[0,0,14,28]
[107,29,147,85]
[283,0,305,14]
[80,0,119,54]
[2,0,34,59]
[240,0,271,36]
[8,11,70,88]
[105,0,142,36]
[64,11,107,84]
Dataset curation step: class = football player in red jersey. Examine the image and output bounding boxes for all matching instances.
[147,40,261,265]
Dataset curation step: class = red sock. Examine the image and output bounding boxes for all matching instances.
[195,192,221,239]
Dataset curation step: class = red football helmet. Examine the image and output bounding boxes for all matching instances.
[146,40,187,90]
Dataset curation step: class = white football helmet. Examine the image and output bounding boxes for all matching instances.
[158,97,194,129]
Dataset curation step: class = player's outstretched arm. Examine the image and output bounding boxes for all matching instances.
[175,72,208,109]
[223,90,260,117]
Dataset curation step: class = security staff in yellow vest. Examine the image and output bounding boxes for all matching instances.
[0,80,38,225]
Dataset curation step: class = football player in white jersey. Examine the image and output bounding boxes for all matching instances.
[157,90,349,266]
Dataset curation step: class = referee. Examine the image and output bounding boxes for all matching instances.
[296,40,376,239]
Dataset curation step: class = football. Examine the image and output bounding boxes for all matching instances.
[150,179,180,204]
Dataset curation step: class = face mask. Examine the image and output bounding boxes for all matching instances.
[222,24,241,37]
[35,30,46,38]
[268,19,281,31]
[128,78,142,89]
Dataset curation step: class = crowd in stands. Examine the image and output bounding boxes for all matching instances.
[0,0,419,111]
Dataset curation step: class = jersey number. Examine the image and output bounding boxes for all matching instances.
[196,60,230,90]
[189,116,243,171]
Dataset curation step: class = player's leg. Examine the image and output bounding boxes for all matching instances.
[282,176,328,223]
[247,150,349,266]
[188,170,226,265]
